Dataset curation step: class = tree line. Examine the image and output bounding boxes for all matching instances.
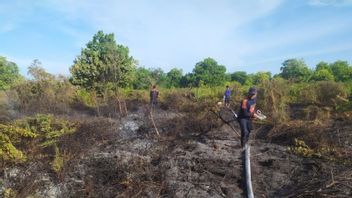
[1,30,352,94]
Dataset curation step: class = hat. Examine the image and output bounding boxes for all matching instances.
[248,87,257,95]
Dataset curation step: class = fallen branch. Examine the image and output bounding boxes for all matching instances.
[325,170,336,188]
[209,109,240,137]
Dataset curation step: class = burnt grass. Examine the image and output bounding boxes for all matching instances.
[1,100,352,198]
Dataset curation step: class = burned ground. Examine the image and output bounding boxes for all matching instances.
[1,102,352,198]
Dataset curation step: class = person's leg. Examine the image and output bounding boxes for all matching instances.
[225,97,230,107]
[239,119,249,147]
[152,98,157,105]
[244,120,251,145]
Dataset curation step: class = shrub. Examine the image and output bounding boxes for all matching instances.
[13,76,75,114]
[161,89,194,111]
[20,114,76,148]
[289,138,339,161]
[315,81,347,107]
[289,83,317,104]
[0,124,37,162]
[289,81,347,108]
[289,138,314,157]
[257,78,290,124]
[3,188,17,198]
[0,114,76,167]
[51,145,64,173]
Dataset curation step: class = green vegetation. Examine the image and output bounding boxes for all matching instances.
[289,138,315,157]
[0,56,21,91]
[0,30,351,175]
[14,60,75,114]
[279,59,312,82]
[1,32,351,124]
[3,188,17,198]
[70,30,136,94]
[289,138,339,161]
[52,145,64,173]
[0,124,37,162]
[166,68,183,88]
[189,58,229,86]
[0,114,76,169]
[132,67,154,89]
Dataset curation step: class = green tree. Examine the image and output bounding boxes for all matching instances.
[69,31,135,93]
[166,68,183,88]
[253,72,271,85]
[244,74,254,86]
[315,61,331,72]
[280,59,312,82]
[180,73,193,87]
[132,67,153,89]
[311,69,335,81]
[231,71,247,85]
[15,60,74,114]
[330,60,350,82]
[27,60,55,104]
[192,58,227,86]
[149,67,167,86]
[0,56,21,91]
[28,59,54,81]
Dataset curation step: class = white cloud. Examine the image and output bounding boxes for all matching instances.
[0,52,71,76]
[241,17,350,56]
[308,0,352,6]
[4,0,351,75]
[245,44,352,66]
[41,0,283,70]
[0,0,284,73]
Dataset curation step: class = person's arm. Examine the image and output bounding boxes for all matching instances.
[241,99,252,118]
[249,104,256,118]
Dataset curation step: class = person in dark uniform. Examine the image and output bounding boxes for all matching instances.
[237,87,258,147]
[150,85,159,106]
[223,85,232,107]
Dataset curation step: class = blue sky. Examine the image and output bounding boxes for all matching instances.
[1,0,352,76]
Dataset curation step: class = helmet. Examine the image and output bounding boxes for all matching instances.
[248,87,257,95]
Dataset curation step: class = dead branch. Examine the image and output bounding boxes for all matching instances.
[209,109,240,137]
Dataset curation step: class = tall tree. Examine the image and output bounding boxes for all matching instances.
[70,31,135,93]
[280,59,312,82]
[311,69,335,81]
[330,60,350,82]
[253,72,271,85]
[180,73,194,87]
[0,56,21,91]
[149,67,167,86]
[231,71,247,85]
[166,68,183,88]
[192,58,227,86]
[132,67,153,89]
[28,59,54,81]
[315,61,331,72]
